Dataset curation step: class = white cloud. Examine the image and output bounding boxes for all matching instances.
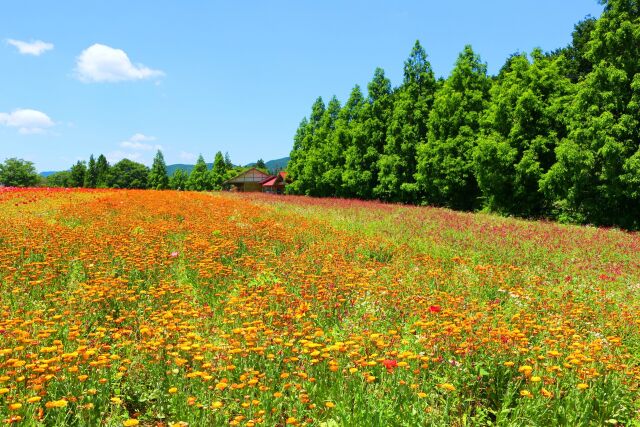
[6,39,54,56]
[106,150,144,164]
[119,133,161,151]
[130,133,156,143]
[0,108,55,134]
[75,43,164,83]
[179,151,197,162]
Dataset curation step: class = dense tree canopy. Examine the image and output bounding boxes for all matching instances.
[0,158,39,187]
[287,2,640,229]
[108,159,149,189]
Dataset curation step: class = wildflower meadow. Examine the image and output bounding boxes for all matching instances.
[1,188,639,426]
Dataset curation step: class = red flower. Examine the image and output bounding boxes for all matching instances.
[382,359,398,372]
[429,305,442,313]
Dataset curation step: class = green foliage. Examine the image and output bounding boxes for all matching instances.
[186,155,211,191]
[542,1,640,228]
[376,41,436,202]
[416,45,491,210]
[343,69,393,199]
[475,51,572,216]
[85,155,98,188]
[108,159,149,189]
[286,13,640,229]
[0,158,39,187]
[46,170,72,187]
[169,169,188,190]
[209,151,228,190]
[69,161,87,188]
[95,154,110,188]
[149,150,170,190]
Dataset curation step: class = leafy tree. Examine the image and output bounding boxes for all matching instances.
[224,152,233,169]
[474,50,572,216]
[148,150,169,190]
[46,171,72,187]
[542,0,640,228]
[85,155,98,188]
[186,155,210,191]
[287,97,325,195]
[0,158,39,187]
[108,159,149,189]
[96,154,110,188]
[376,40,436,202]
[69,161,87,188]
[255,159,267,170]
[210,151,228,190]
[305,96,341,196]
[561,16,598,83]
[415,45,491,210]
[343,68,392,199]
[169,169,189,190]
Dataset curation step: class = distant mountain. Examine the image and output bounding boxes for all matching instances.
[40,156,290,177]
[245,157,290,172]
[167,157,289,176]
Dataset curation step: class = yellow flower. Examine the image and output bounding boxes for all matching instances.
[168,387,178,394]
[520,390,533,398]
[27,396,42,403]
[417,392,427,398]
[325,401,335,408]
[577,383,589,390]
[110,397,122,405]
[45,399,68,408]
[503,361,515,367]
[439,383,456,392]
[211,401,223,409]
[0,388,9,395]
[541,388,554,398]
[9,403,22,411]
[123,420,140,426]
[215,382,228,391]
[530,376,542,383]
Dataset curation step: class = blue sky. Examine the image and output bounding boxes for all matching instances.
[0,1,603,172]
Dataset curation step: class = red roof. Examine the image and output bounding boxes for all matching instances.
[261,176,278,187]
[260,171,288,187]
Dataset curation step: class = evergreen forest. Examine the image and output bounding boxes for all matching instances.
[287,0,640,229]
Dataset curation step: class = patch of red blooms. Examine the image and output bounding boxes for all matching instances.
[382,359,398,372]
[429,305,442,313]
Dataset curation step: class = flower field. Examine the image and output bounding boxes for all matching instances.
[1,188,639,426]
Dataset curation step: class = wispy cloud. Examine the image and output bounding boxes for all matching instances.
[75,44,164,83]
[179,151,197,162]
[119,133,161,151]
[0,108,55,134]
[6,39,54,56]
[106,150,143,164]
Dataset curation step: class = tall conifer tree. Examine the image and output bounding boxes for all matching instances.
[149,150,169,190]
[415,45,490,210]
[377,41,436,202]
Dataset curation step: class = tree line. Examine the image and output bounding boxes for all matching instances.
[0,151,266,191]
[287,0,640,229]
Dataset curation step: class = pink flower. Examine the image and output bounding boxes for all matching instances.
[170,251,179,258]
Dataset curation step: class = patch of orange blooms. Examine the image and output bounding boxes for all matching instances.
[0,188,639,425]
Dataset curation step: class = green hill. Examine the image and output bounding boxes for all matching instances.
[41,157,290,177]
